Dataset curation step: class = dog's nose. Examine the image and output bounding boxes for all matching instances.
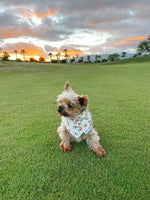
[58,106,64,113]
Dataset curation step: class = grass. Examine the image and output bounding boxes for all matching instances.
[103,56,150,65]
[0,61,150,199]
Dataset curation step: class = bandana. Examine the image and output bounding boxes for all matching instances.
[62,110,93,138]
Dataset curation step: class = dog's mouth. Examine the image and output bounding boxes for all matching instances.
[57,111,69,117]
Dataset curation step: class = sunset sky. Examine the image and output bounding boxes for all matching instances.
[0,0,150,60]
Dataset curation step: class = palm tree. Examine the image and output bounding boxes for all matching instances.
[20,49,26,61]
[14,50,18,60]
[56,52,61,62]
[64,49,68,62]
[0,48,2,59]
[48,52,53,62]
[58,52,61,59]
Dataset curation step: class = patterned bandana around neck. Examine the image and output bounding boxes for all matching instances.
[62,110,93,138]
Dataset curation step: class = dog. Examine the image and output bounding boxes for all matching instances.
[57,81,106,157]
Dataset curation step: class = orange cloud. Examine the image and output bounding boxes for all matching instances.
[115,36,147,45]
[33,8,57,18]
[19,11,33,19]
[100,28,112,32]
[87,22,100,26]
[0,28,36,39]
[63,11,75,15]
[3,43,45,58]
[19,8,57,19]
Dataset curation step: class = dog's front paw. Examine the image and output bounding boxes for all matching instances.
[94,146,106,158]
[60,141,72,152]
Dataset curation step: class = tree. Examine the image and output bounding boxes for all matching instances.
[70,56,75,63]
[136,36,150,56]
[95,55,101,63]
[137,51,142,57]
[56,52,61,62]
[78,57,84,63]
[101,58,108,62]
[108,54,114,61]
[137,40,150,55]
[87,55,91,63]
[108,53,120,61]
[30,57,37,62]
[14,50,18,60]
[133,54,137,57]
[20,49,26,61]
[64,49,68,62]
[48,52,53,62]
[39,57,45,63]
[2,52,10,61]
[0,48,2,59]
[51,59,57,63]
[121,52,127,57]
[60,59,67,63]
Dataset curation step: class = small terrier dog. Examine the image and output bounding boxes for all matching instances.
[57,81,106,157]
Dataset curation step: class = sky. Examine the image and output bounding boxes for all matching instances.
[0,0,150,60]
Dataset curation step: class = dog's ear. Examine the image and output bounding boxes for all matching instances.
[64,81,70,91]
[78,95,88,108]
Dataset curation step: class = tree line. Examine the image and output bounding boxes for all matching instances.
[0,36,150,63]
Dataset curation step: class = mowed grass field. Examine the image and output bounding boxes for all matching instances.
[0,61,150,199]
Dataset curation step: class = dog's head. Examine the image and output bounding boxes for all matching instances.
[57,81,88,118]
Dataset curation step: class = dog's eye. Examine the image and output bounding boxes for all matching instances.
[68,103,72,108]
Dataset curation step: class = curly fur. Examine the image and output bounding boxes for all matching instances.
[57,81,106,157]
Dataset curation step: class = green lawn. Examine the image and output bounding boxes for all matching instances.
[0,61,150,199]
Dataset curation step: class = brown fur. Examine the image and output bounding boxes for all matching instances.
[60,141,72,152]
[78,95,88,109]
[57,81,106,158]
[93,144,106,157]
[64,81,70,90]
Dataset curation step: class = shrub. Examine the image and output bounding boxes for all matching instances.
[101,59,108,62]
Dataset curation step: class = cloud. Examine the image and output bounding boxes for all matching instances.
[2,42,45,56]
[19,8,57,19]
[0,39,4,46]
[0,27,36,39]
[104,36,147,54]
[33,8,57,18]
[0,12,21,29]
[0,0,150,54]
[114,36,147,45]
[45,44,84,56]
[53,49,84,57]
[44,45,58,52]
